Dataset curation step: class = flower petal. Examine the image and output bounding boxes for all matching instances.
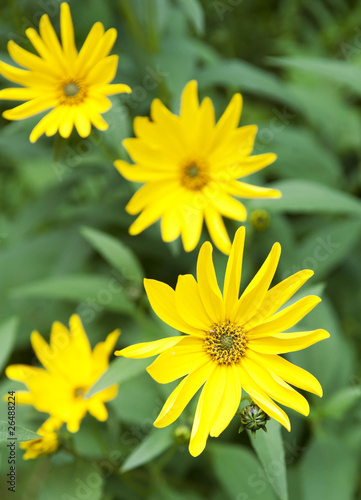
[223,226,245,317]
[196,241,224,322]
[204,205,231,255]
[210,363,241,437]
[248,329,330,354]
[115,336,183,359]
[60,2,77,64]
[175,274,211,331]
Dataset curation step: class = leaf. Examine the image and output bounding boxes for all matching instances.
[299,435,358,500]
[0,421,41,443]
[0,317,18,373]
[248,180,361,215]
[198,59,295,106]
[38,459,104,500]
[81,226,143,284]
[316,386,361,420]
[209,442,277,500]
[11,274,136,316]
[269,56,361,97]
[85,357,149,398]
[248,419,288,500]
[176,0,205,35]
[121,427,174,472]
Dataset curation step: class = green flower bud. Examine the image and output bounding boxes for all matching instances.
[238,403,271,437]
[174,425,191,445]
[250,209,271,231]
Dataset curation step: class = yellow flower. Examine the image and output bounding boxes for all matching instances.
[116,227,329,457]
[0,2,131,142]
[114,81,279,254]
[6,315,119,433]
[20,416,62,460]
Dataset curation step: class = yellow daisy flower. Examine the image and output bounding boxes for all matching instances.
[20,416,62,460]
[0,2,131,142]
[116,227,330,457]
[6,315,119,433]
[114,81,280,254]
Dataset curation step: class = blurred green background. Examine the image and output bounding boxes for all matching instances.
[0,0,361,499]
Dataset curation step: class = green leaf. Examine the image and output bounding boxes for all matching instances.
[198,59,294,106]
[11,274,136,316]
[249,180,361,214]
[299,435,358,500]
[0,317,18,373]
[121,427,174,472]
[0,421,41,443]
[248,419,288,500]
[86,357,149,398]
[176,0,205,35]
[269,56,361,97]
[81,226,143,284]
[38,459,104,500]
[316,386,361,420]
[209,442,277,500]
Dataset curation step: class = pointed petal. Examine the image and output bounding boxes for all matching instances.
[196,241,224,322]
[223,226,245,317]
[248,329,330,354]
[154,361,214,428]
[115,336,183,358]
[175,274,211,331]
[60,2,77,63]
[228,180,281,199]
[210,364,241,437]
[204,205,231,255]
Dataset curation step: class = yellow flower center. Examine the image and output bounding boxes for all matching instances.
[180,160,209,190]
[74,387,86,398]
[204,321,247,364]
[59,79,87,105]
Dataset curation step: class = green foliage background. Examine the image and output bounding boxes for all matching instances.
[0,0,361,499]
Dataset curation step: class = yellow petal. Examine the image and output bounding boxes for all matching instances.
[69,314,92,359]
[144,278,205,337]
[204,205,231,255]
[210,363,241,437]
[215,93,243,141]
[223,226,245,317]
[175,274,211,331]
[59,106,75,138]
[189,364,226,457]
[3,97,56,120]
[99,83,131,95]
[246,350,323,396]
[92,329,120,374]
[245,269,314,330]
[87,55,118,85]
[147,337,208,383]
[228,180,281,199]
[30,331,53,371]
[0,87,45,100]
[60,2,77,64]
[207,188,247,221]
[180,80,199,124]
[38,14,66,70]
[238,364,291,431]
[13,391,33,405]
[248,329,330,354]
[7,40,50,73]
[114,160,165,182]
[247,296,322,338]
[196,241,224,322]
[115,336,184,358]
[161,207,182,242]
[154,361,214,428]
[87,399,108,421]
[74,107,92,137]
[231,242,281,324]
[242,356,309,416]
[180,207,204,252]
[232,153,277,178]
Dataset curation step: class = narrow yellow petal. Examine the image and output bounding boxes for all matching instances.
[248,329,330,354]
[231,243,281,324]
[13,391,33,405]
[175,274,212,331]
[115,336,183,359]
[154,361,214,428]
[99,83,131,95]
[7,40,51,74]
[245,269,314,330]
[87,55,118,85]
[238,364,291,431]
[223,226,245,317]
[147,337,208,383]
[38,14,66,70]
[247,296,322,338]
[189,364,226,457]
[180,207,204,252]
[60,2,77,64]
[204,206,231,255]
[242,356,309,416]
[144,279,206,337]
[215,93,243,139]
[207,188,247,221]
[228,180,281,199]
[210,364,241,437]
[180,80,199,122]
[69,314,92,358]
[246,350,323,396]
[196,242,224,322]
[161,207,182,242]
[74,108,92,137]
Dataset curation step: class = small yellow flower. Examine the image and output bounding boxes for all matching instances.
[115,81,280,254]
[116,227,329,457]
[6,315,119,432]
[0,2,131,142]
[20,416,62,460]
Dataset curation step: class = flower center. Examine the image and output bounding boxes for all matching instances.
[59,79,87,105]
[180,160,209,190]
[204,321,247,364]
[74,387,86,398]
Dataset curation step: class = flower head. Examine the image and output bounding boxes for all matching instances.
[116,227,329,457]
[0,2,131,142]
[115,81,279,254]
[6,315,119,432]
[20,416,62,460]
